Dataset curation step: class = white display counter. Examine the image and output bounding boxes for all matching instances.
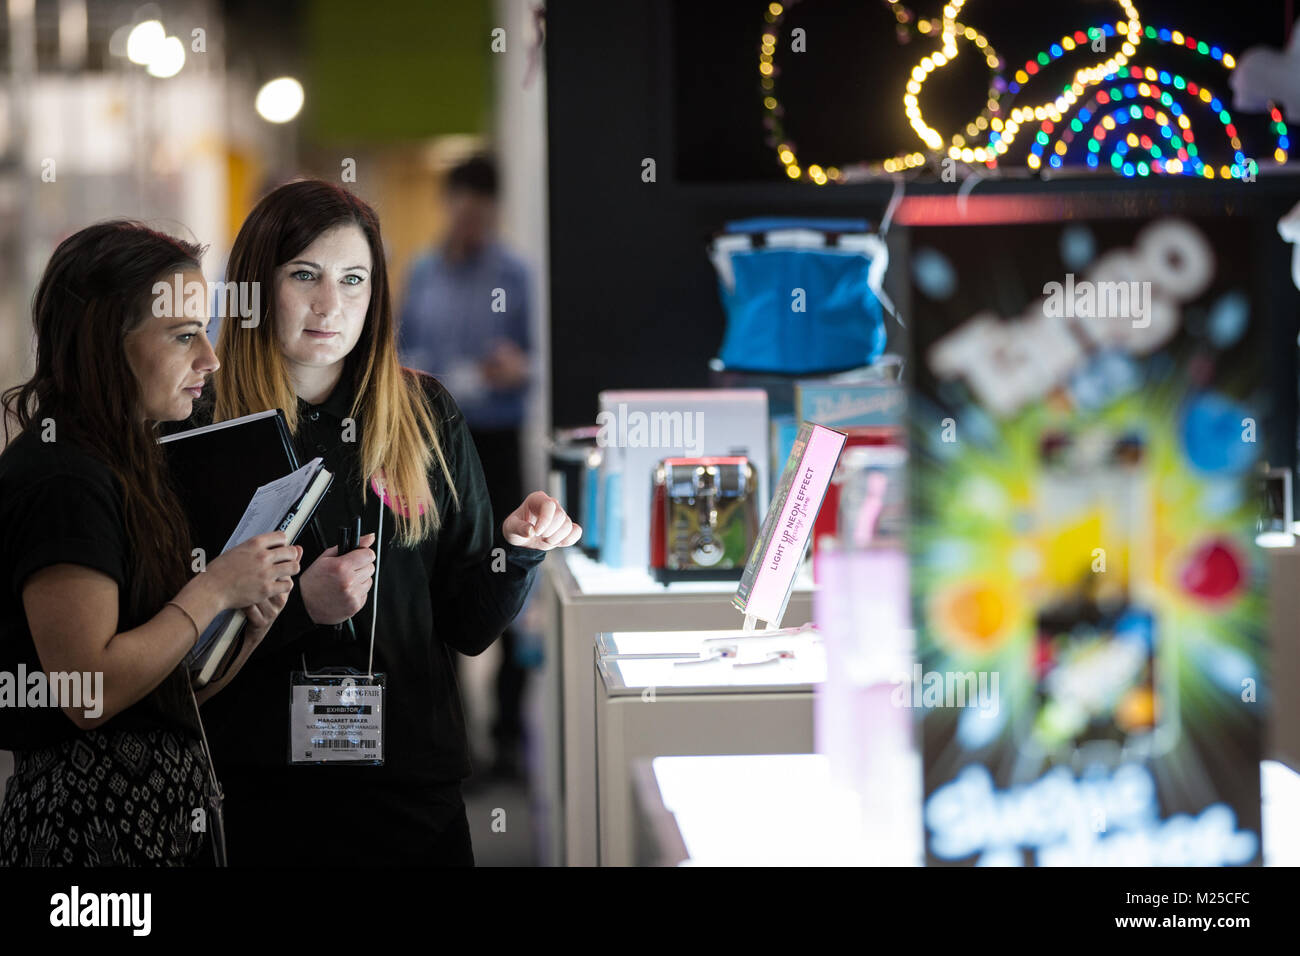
[540,548,815,866]
[595,628,825,865]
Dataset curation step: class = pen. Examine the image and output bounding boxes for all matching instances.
[335,515,362,641]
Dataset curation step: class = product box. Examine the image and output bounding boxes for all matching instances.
[796,377,904,560]
[795,377,905,431]
[909,216,1269,866]
[596,389,769,570]
[770,415,798,498]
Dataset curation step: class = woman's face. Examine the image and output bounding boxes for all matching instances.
[274,223,372,378]
[124,266,219,421]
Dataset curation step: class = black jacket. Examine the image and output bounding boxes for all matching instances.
[192,370,545,783]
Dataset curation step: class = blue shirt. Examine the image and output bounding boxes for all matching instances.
[397,241,532,430]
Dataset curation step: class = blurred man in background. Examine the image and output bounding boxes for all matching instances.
[398,154,534,781]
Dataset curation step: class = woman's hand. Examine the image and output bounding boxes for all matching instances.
[502,491,582,550]
[300,533,377,626]
[203,531,301,609]
[196,590,290,703]
[243,589,291,644]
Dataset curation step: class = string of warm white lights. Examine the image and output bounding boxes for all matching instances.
[760,0,1006,181]
[760,0,1288,183]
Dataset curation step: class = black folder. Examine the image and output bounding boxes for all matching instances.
[161,410,327,559]
[159,410,329,686]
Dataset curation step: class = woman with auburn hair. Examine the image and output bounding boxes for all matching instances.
[0,221,301,866]
[195,179,579,866]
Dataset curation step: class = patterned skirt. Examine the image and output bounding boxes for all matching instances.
[0,727,213,866]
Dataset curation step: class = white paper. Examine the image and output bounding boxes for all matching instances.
[219,458,323,554]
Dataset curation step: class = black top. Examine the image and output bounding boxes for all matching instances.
[192,370,546,783]
[0,429,198,751]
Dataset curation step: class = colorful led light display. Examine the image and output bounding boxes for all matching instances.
[760,1,1289,182]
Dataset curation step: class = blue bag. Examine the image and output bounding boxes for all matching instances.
[709,217,889,375]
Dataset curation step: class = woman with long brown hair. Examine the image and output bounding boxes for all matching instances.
[197,179,580,866]
[0,221,302,866]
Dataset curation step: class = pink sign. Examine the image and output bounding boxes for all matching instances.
[735,423,846,625]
